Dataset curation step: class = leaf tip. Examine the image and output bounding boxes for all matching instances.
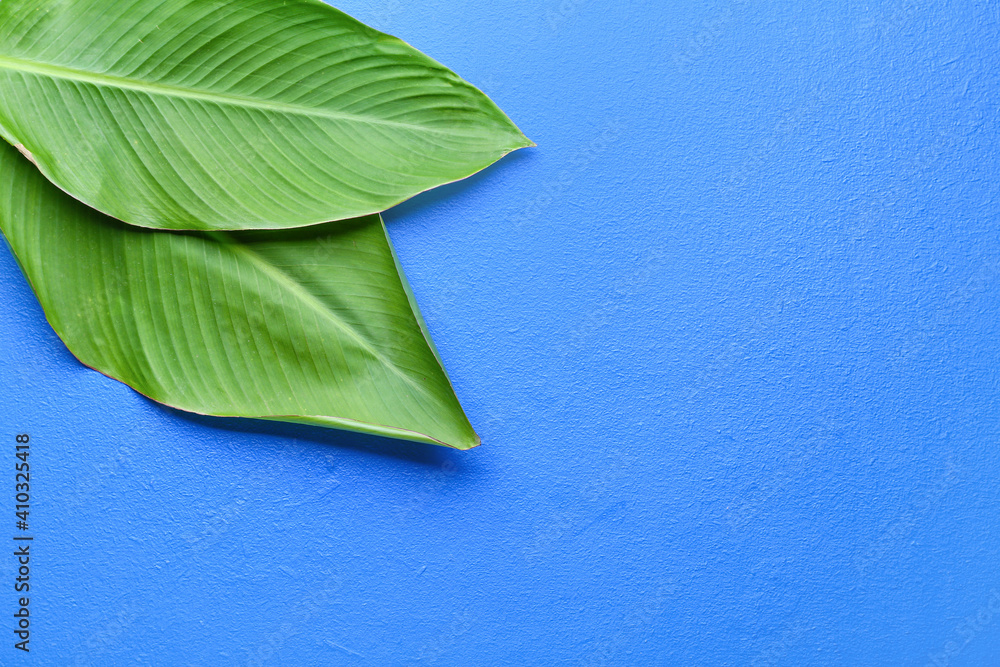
[501,135,537,158]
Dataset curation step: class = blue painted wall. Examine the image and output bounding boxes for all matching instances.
[1,0,999,664]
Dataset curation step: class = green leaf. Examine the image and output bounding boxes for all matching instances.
[0,0,532,231]
[0,141,480,449]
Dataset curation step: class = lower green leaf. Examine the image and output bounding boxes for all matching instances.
[0,142,479,449]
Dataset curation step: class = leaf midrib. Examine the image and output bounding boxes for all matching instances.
[0,54,488,137]
[206,231,436,402]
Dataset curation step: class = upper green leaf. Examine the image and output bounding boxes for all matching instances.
[0,0,532,230]
[0,141,480,449]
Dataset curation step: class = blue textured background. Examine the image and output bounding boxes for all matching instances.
[1,0,999,664]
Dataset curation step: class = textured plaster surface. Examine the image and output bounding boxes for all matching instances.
[0,0,999,664]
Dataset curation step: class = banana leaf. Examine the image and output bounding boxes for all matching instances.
[0,0,531,230]
[0,141,480,449]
